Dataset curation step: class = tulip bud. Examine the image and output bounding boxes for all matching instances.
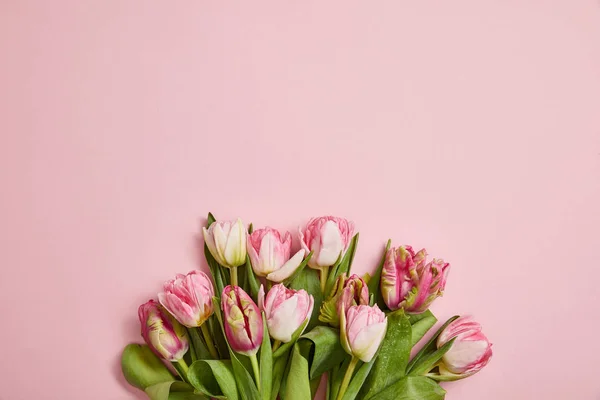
[340,304,387,363]
[319,274,369,327]
[221,285,263,356]
[436,316,492,379]
[258,284,314,343]
[158,270,214,328]
[247,227,306,283]
[138,300,189,362]
[203,218,247,268]
[299,216,354,270]
[380,246,449,313]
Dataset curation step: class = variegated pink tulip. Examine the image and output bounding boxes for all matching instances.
[247,227,305,282]
[138,300,189,361]
[221,285,263,356]
[203,218,247,268]
[380,245,449,313]
[258,284,314,343]
[299,216,354,270]
[340,304,387,363]
[436,316,493,379]
[158,270,214,328]
[319,274,370,327]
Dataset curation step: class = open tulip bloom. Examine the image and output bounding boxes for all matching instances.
[122,212,493,400]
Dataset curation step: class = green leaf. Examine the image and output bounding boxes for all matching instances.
[408,337,455,377]
[209,315,229,361]
[361,310,412,399]
[246,255,260,300]
[260,315,273,400]
[282,251,313,287]
[270,349,289,400]
[145,382,196,400]
[300,326,347,379]
[367,240,391,308]
[283,343,312,400]
[272,319,308,359]
[325,234,359,294]
[341,359,375,400]
[406,315,459,374]
[121,344,175,390]
[371,376,446,400]
[187,328,211,360]
[188,359,238,400]
[408,310,437,347]
[289,267,323,330]
[328,357,350,400]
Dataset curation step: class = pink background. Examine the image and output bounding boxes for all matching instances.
[1,1,599,399]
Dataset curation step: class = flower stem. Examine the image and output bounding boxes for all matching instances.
[250,353,261,392]
[336,357,358,400]
[231,266,238,286]
[272,340,282,352]
[173,358,190,383]
[200,323,219,359]
[320,266,329,293]
[266,280,273,290]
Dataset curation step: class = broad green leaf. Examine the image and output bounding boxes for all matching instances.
[300,326,347,379]
[209,315,229,361]
[367,240,391,309]
[289,267,323,330]
[145,381,196,400]
[121,344,175,390]
[270,350,290,400]
[325,234,359,294]
[408,337,455,377]
[406,315,459,374]
[283,343,312,400]
[328,357,350,400]
[371,376,446,400]
[361,310,412,399]
[187,328,211,360]
[408,310,437,347]
[188,360,238,400]
[260,316,273,400]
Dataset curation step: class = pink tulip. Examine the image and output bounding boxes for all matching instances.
[221,285,263,356]
[138,300,189,361]
[258,284,314,343]
[380,245,449,313]
[299,216,354,270]
[338,274,369,315]
[158,270,214,328]
[436,316,493,378]
[247,227,306,282]
[203,218,247,268]
[340,304,387,363]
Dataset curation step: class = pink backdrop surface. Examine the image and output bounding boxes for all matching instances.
[1,1,600,399]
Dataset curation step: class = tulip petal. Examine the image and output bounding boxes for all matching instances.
[267,295,300,342]
[267,249,306,283]
[224,219,246,267]
[315,220,343,267]
[350,320,388,362]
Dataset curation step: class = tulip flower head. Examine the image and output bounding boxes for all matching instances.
[221,285,263,356]
[299,216,354,270]
[340,304,387,363]
[436,316,493,379]
[247,227,306,282]
[138,300,189,362]
[258,284,314,343]
[158,270,214,328]
[203,218,247,268]
[381,245,449,313]
[319,274,369,327]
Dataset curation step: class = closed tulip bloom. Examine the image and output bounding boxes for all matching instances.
[299,216,354,270]
[158,270,214,328]
[381,245,450,313]
[203,218,247,268]
[221,285,263,356]
[340,304,387,363]
[247,227,306,282]
[138,300,189,361]
[258,284,314,343]
[436,316,493,379]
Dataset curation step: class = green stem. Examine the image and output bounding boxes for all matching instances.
[250,353,261,392]
[200,323,219,359]
[266,280,273,290]
[336,357,358,400]
[272,340,282,352]
[173,359,190,383]
[231,266,238,286]
[320,266,329,293]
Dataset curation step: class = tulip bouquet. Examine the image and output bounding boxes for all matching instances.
[121,214,492,400]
